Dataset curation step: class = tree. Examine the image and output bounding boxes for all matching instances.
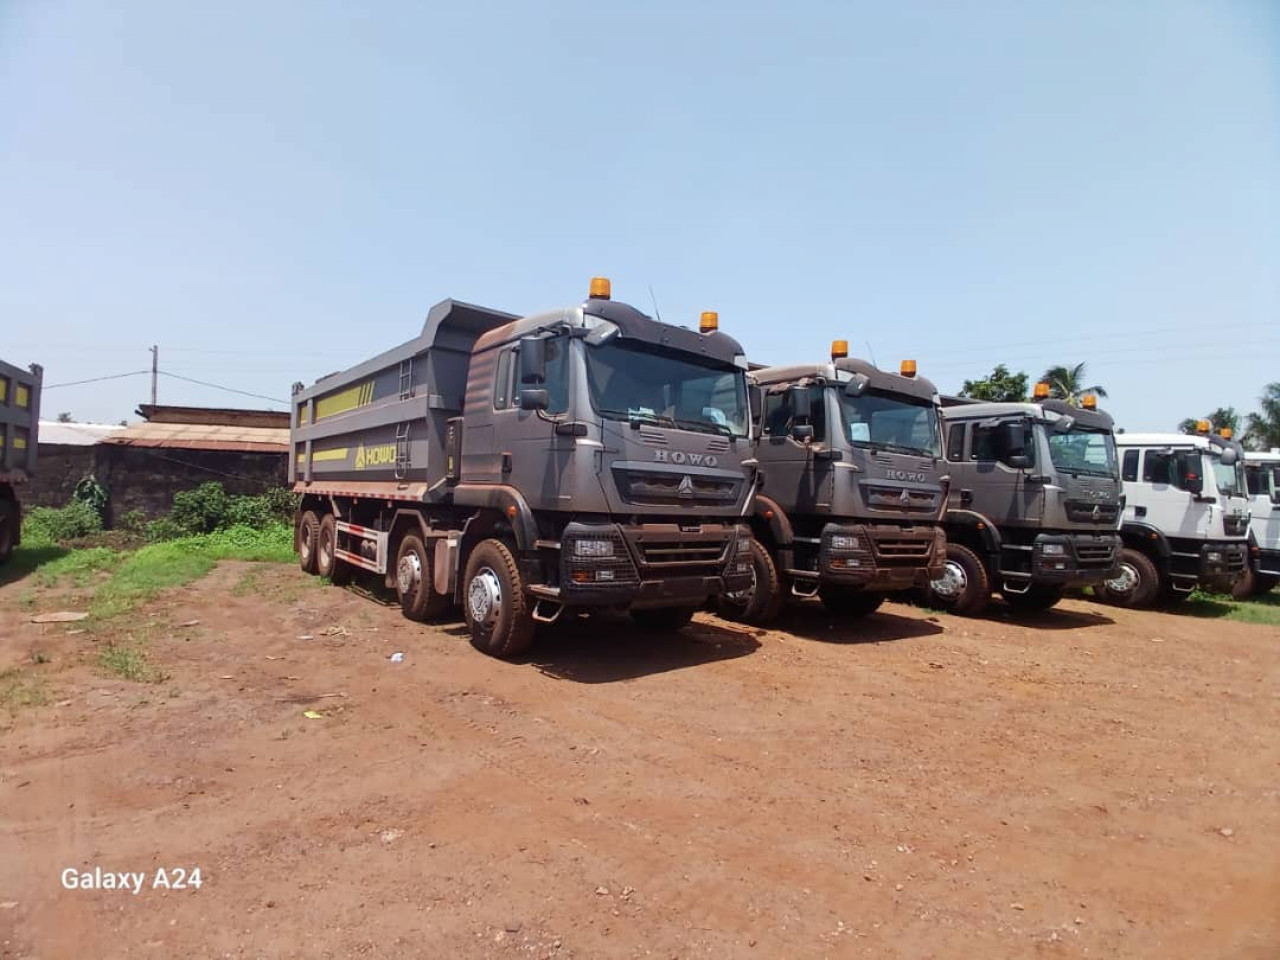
[1177,407,1240,437]
[1039,362,1108,406]
[56,411,73,423]
[959,364,1028,402]
[1245,382,1280,451]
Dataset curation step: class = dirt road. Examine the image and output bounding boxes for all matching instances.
[2,562,1278,958]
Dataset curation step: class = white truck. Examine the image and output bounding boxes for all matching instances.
[1240,449,1280,597]
[1098,429,1250,606]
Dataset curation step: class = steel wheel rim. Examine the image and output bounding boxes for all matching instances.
[300,524,314,562]
[1105,562,1139,596]
[724,560,758,607]
[397,551,422,596]
[468,566,503,628]
[319,530,333,568]
[931,559,967,600]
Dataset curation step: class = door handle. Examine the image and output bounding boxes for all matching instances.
[960,489,973,506]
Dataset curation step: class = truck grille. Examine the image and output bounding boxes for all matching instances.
[636,540,728,567]
[1075,543,1116,566]
[873,538,933,563]
[1065,501,1120,524]
[614,467,740,505]
[861,484,940,515]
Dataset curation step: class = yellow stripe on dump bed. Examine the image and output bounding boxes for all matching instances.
[314,380,375,421]
[296,448,350,464]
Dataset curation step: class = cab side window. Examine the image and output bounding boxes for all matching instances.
[1121,449,1139,482]
[1246,466,1265,497]
[971,422,1033,466]
[1142,451,1176,486]
[762,390,826,441]
[946,423,966,462]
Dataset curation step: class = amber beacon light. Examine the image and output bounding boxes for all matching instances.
[1220,426,1233,439]
[588,276,611,300]
[1033,382,1050,399]
[699,311,719,333]
[900,359,917,378]
[1081,394,1097,410]
[831,339,849,360]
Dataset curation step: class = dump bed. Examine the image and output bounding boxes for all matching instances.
[290,299,518,496]
[0,358,42,483]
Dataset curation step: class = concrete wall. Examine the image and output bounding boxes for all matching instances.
[26,443,288,523]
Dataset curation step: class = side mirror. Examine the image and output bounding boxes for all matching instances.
[844,374,870,397]
[791,423,815,443]
[748,385,763,424]
[1220,447,1238,466]
[1006,454,1030,469]
[1176,451,1203,495]
[789,384,813,422]
[1000,420,1028,467]
[519,388,550,411]
[518,336,547,385]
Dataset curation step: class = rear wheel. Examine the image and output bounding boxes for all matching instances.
[1001,584,1063,612]
[396,533,452,621]
[297,511,320,575]
[630,606,696,633]
[924,543,990,617]
[317,514,352,586]
[819,586,885,617]
[715,539,784,625]
[1096,547,1159,608]
[463,538,535,659]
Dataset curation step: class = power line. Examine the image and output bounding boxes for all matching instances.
[158,370,288,406]
[43,370,150,389]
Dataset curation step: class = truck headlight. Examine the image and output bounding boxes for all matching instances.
[830,534,863,552]
[574,539,615,558]
[1206,551,1222,563]
[737,537,753,555]
[1040,543,1065,556]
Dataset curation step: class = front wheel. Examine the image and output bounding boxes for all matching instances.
[923,543,990,617]
[630,606,696,633]
[714,539,784,625]
[396,533,452,621]
[1001,584,1063,612]
[1096,547,1159,608]
[463,539,535,659]
[818,586,885,617]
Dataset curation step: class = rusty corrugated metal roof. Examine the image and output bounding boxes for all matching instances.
[101,421,288,453]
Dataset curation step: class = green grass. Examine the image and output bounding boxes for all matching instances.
[89,524,294,620]
[98,641,170,684]
[0,543,71,587]
[32,546,119,589]
[1178,588,1280,626]
[0,667,49,711]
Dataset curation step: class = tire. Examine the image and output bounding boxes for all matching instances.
[1096,547,1160,608]
[1001,584,1063,612]
[714,539,784,625]
[0,501,14,567]
[297,511,320,575]
[923,543,990,617]
[818,586,885,617]
[630,606,697,633]
[462,538,535,659]
[1230,566,1256,601]
[317,514,352,586]
[1253,573,1279,596]
[396,533,451,621]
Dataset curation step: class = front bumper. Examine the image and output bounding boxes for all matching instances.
[1197,540,1249,589]
[1022,531,1121,587]
[816,522,946,591]
[556,521,752,608]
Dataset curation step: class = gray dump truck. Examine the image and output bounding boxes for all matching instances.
[291,278,756,658]
[925,387,1122,615]
[717,343,946,623]
[0,358,42,566]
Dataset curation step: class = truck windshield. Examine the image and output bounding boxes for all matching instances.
[1209,454,1245,498]
[1046,428,1118,478]
[839,390,940,457]
[585,341,748,437]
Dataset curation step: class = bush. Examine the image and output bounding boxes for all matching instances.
[72,474,109,524]
[117,509,148,534]
[169,481,231,535]
[22,501,104,545]
[154,482,298,540]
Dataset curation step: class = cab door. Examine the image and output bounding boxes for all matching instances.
[968,417,1040,528]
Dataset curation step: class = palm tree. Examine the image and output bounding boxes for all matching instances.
[1039,362,1108,406]
[1245,382,1280,450]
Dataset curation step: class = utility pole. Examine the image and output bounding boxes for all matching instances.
[150,345,158,406]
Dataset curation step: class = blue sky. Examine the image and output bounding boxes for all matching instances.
[2,1,1277,432]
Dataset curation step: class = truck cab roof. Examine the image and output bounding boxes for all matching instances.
[1116,432,1235,451]
[1244,449,1280,464]
[940,399,1115,432]
[751,357,938,404]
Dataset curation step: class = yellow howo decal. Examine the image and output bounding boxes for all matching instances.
[355,443,397,470]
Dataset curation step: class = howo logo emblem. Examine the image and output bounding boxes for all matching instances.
[899,489,912,505]
[885,469,927,483]
[1091,505,1101,521]
[654,450,719,468]
[677,476,695,498]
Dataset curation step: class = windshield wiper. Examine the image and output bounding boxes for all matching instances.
[671,416,735,438]
[597,407,676,429]
[871,441,934,457]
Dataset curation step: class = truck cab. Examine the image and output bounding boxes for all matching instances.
[1098,427,1249,607]
[1238,449,1280,597]
[291,279,755,658]
[928,388,1122,615]
[720,343,946,622]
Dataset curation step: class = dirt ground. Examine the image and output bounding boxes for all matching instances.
[1,561,1278,960]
